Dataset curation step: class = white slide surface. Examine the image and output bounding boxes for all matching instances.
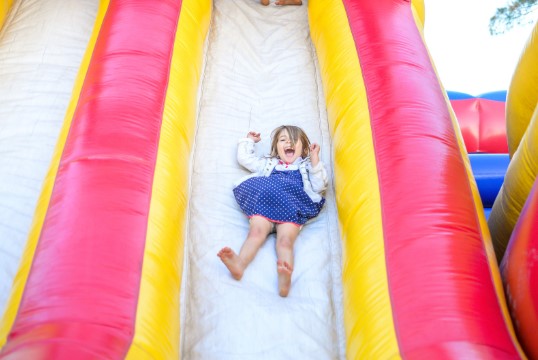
[181,1,345,359]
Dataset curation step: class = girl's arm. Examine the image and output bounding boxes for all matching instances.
[309,143,321,167]
[308,142,328,193]
[308,161,328,194]
[237,135,265,173]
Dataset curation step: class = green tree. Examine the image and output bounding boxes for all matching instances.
[489,0,538,35]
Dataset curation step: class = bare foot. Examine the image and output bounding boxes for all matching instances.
[275,0,302,5]
[260,0,270,5]
[218,247,245,280]
[277,260,293,297]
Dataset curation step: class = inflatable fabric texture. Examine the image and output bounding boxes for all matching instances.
[0,0,527,359]
[506,23,538,158]
[0,0,211,358]
[489,22,538,264]
[501,178,538,360]
[489,106,538,262]
[468,153,510,208]
[0,0,14,29]
[446,91,509,218]
[0,0,100,340]
[489,22,538,358]
[308,0,522,358]
[449,91,508,153]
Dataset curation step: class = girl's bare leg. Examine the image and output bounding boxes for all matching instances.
[275,223,300,297]
[218,216,272,280]
[260,0,270,5]
[275,0,302,5]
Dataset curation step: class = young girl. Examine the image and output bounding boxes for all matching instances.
[218,125,328,297]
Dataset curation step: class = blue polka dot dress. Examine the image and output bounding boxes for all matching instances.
[233,166,325,226]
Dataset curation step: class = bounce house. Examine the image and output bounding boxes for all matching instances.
[0,0,537,358]
[448,90,510,218]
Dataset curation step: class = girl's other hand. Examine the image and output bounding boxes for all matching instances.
[310,143,320,155]
[310,143,320,165]
[247,131,261,143]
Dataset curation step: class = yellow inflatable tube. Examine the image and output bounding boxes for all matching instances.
[489,22,538,262]
[0,0,14,30]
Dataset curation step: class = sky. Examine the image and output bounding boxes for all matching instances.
[423,0,536,96]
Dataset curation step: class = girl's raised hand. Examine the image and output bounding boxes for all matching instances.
[310,143,320,166]
[247,131,261,143]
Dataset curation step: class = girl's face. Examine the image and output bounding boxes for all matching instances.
[276,129,303,164]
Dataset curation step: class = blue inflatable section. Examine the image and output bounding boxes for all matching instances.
[447,90,507,101]
[447,91,474,100]
[468,153,510,218]
[477,90,507,102]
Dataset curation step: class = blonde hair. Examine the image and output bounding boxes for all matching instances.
[270,125,311,158]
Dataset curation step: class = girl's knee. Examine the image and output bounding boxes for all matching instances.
[249,217,273,235]
[248,222,272,239]
[276,236,294,251]
[248,227,266,239]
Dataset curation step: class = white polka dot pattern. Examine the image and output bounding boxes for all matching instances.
[233,168,325,225]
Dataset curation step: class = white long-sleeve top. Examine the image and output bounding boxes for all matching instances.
[234,138,328,203]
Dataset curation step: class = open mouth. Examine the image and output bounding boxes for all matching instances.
[285,149,295,156]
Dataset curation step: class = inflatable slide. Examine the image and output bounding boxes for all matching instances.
[0,0,529,358]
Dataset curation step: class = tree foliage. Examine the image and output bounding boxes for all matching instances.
[489,0,538,35]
